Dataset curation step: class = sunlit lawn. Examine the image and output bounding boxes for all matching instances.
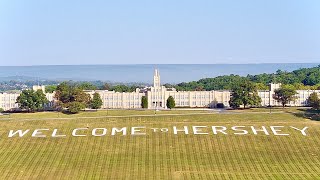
[0,108,319,179]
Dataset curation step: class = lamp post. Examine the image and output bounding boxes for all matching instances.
[269,94,272,114]
[269,104,271,114]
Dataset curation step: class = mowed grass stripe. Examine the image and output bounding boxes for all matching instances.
[0,111,319,179]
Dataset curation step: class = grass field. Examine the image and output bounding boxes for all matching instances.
[0,109,319,179]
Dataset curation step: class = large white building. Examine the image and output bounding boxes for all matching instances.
[0,93,20,111]
[85,69,231,109]
[1,69,319,111]
[0,86,55,111]
[87,69,320,109]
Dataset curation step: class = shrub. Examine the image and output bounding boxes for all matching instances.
[166,96,176,109]
[311,114,320,121]
[68,102,86,114]
[141,96,148,108]
[90,93,103,109]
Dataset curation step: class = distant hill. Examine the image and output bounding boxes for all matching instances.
[0,76,47,82]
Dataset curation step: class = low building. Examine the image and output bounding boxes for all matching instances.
[0,69,319,111]
[0,92,20,110]
[0,85,55,111]
[85,90,145,109]
[87,69,320,109]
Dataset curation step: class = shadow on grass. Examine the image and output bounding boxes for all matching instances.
[296,108,320,113]
[60,109,98,115]
[60,110,75,115]
[290,108,320,121]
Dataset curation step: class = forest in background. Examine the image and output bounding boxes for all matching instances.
[168,65,320,91]
[1,65,319,92]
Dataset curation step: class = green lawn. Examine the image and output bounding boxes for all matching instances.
[0,109,213,119]
[0,109,319,179]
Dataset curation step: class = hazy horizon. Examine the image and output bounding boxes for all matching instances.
[0,63,317,83]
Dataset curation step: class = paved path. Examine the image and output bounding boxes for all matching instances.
[0,111,286,121]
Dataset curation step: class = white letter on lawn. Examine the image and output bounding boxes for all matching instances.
[173,126,189,135]
[131,127,146,135]
[52,129,66,137]
[92,128,107,136]
[290,126,308,136]
[212,126,227,135]
[32,129,49,137]
[270,126,289,136]
[192,126,208,135]
[251,126,269,135]
[72,128,88,137]
[231,126,248,135]
[111,127,127,135]
[8,130,30,137]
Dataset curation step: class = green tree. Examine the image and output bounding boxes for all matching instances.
[175,65,320,91]
[229,80,262,109]
[54,82,72,104]
[103,83,111,90]
[68,102,86,114]
[111,85,130,92]
[90,93,103,109]
[307,92,320,109]
[255,83,269,90]
[72,88,91,105]
[195,85,204,91]
[229,95,242,108]
[45,85,57,93]
[16,89,48,112]
[129,85,140,92]
[273,86,297,108]
[77,82,97,90]
[0,108,4,112]
[141,96,148,108]
[163,83,174,88]
[166,96,176,109]
[54,82,91,113]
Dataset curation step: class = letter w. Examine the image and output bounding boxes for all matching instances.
[8,130,30,137]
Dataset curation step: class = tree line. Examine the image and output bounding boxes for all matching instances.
[45,82,144,93]
[170,65,320,91]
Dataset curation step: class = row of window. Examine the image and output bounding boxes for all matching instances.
[1,103,17,108]
[190,102,210,106]
[103,96,141,100]
[103,100,140,105]
[103,103,141,107]
[1,98,17,101]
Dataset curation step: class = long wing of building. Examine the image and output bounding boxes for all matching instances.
[85,69,320,109]
[1,69,319,111]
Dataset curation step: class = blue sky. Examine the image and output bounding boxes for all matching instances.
[0,0,319,65]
